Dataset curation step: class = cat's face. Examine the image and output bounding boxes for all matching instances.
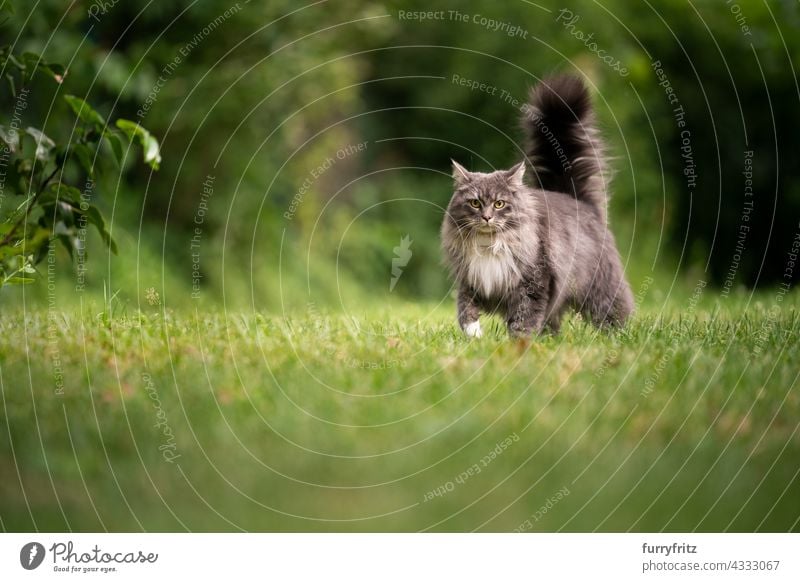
[446,161,527,237]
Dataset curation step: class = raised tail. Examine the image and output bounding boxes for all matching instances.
[521,75,608,208]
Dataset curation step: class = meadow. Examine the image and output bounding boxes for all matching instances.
[2,289,798,532]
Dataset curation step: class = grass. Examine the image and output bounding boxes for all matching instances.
[1,293,799,532]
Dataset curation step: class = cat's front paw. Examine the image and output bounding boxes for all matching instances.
[463,321,483,338]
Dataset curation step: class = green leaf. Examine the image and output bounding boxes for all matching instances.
[116,119,161,170]
[21,52,40,71]
[142,135,160,169]
[25,127,55,162]
[64,95,106,129]
[84,205,118,254]
[5,52,23,71]
[23,226,52,250]
[0,124,19,152]
[45,182,85,205]
[41,63,65,83]
[56,233,74,260]
[14,156,33,175]
[72,143,95,177]
[0,242,25,260]
[4,276,35,285]
[104,132,124,166]
[5,72,15,96]
[20,52,65,83]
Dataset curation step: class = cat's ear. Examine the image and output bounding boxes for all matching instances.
[505,162,526,187]
[452,160,473,186]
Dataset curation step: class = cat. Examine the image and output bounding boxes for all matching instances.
[441,74,634,338]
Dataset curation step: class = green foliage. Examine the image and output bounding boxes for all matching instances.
[1,0,797,304]
[115,119,161,170]
[0,43,160,289]
[620,0,800,286]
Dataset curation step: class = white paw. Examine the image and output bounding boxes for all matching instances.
[464,321,483,338]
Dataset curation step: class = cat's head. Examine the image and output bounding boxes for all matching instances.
[445,160,529,237]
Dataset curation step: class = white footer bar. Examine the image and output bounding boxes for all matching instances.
[1,533,797,581]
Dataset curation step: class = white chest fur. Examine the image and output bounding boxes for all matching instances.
[465,236,520,298]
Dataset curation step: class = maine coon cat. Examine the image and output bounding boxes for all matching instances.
[441,75,634,338]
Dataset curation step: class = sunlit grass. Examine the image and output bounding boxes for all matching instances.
[1,295,799,532]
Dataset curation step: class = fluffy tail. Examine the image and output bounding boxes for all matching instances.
[521,75,608,208]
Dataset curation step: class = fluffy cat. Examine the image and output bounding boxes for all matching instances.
[441,74,634,338]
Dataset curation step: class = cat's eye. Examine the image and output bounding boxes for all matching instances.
[494,200,506,209]
[468,199,481,208]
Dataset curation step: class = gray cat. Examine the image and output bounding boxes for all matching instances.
[441,75,634,338]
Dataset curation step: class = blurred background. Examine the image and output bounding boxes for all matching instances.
[1,0,798,312]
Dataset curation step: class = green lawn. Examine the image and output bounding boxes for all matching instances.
[1,295,799,532]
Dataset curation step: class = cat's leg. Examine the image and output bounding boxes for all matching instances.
[506,279,550,338]
[581,262,634,328]
[545,313,562,335]
[587,291,633,328]
[544,282,568,335]
[458,285,483,338]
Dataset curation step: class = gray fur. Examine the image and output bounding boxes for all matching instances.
[441,75,634,338]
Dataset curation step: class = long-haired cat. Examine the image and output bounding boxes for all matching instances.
[441,75,634,338]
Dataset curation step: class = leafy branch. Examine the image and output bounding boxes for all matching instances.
[0,43,161,288]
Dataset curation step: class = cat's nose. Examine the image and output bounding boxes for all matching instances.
[481,215,491,222]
